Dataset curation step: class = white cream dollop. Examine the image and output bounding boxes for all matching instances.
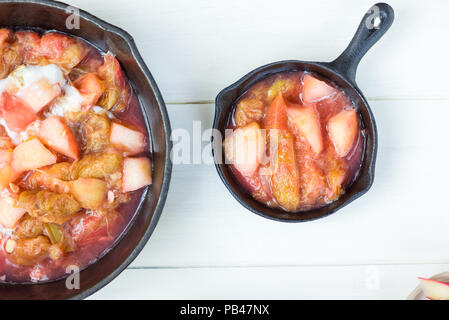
[46,84,83,117]
[10,64,65,90]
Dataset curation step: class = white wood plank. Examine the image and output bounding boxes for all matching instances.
[40,0,449,299]
[89,263,449,299]
[68,0,449,102]
[126,100,449,268]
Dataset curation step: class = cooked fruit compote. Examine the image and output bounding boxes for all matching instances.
[224,71,364,212]
[0,29,152,282]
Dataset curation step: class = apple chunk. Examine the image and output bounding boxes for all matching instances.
[327,109,358,157]
[0,164,18,189]
[419,278,449,300]
[18,78,61,113]
[70,178,107,209]
[110,122,146,155]
[287,104,323,155]
[0,149,12,164]
[36,116,79,160]
[302,74,337,104]
[224,122,265,177]
[122,157,152,193]
[74,73,104,111]
[12,139,57,173]
[0,197,26,229]
[0,91,36,132]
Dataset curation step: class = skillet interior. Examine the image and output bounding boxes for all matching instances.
[0,0,172,299]
[213,61,376,222]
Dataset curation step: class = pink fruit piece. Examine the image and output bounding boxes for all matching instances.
[122,157,152,193]
[12,139,57,173]
[70,178,107,209]
[0,137,14,149]
[287,104,323,155]
[327,109,358,157]
[298,159,326,207]
[74,73,104,111]
[419,278,449,300]
[224,122,266,178]
[36,116,79,160]
[0,91,36,132]
[0,149,12,164]
[0,164,18,189]
[264,93,288,130]
[110,122,146,155]
[0,29,11,48]
[18,79,61,113]
[0,197,26,229]
[302,74,337,104]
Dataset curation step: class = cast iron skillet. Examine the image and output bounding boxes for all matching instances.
[213,3,394,223]
[0,0,172,299]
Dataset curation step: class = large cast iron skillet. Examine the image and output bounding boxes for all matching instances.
[0,0,172,299]
[213,3,394,222]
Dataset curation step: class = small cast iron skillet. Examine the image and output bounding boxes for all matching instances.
[0,0,172,299]
[213,3,394,223]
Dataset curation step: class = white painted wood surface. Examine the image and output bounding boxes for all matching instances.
[57,0,449,299]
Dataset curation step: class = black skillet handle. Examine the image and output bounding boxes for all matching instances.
[329,3,394,84]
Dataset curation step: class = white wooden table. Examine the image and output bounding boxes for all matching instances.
[66,0,449,299]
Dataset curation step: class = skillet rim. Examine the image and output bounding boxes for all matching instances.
[0,0,173,299]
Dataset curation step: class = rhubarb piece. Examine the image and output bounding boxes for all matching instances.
[81,112,110,153]
[110,122,146,155]
[266,75,302,102]
[302,74,336,104]
[97,53,130,112]
[36,116,79,159]
[250,168,275,206]
[12,139,57,173]
[14,216,44,239]
[8,236,52,266]
[264,93,288,130]
[23,162,72,194]
[287,104,323,154]
[326,160,346,201]
[327,109,358,157]
[419,278,449,300]
[234,98,264,127]
[18,190,80,224]
[70,153,122,180]
[0,29,11,48]
[269,130,300,211]
[298,159,326,207]
[122,157,152,192]
[16,31,41,57]
[224,122,265,177]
